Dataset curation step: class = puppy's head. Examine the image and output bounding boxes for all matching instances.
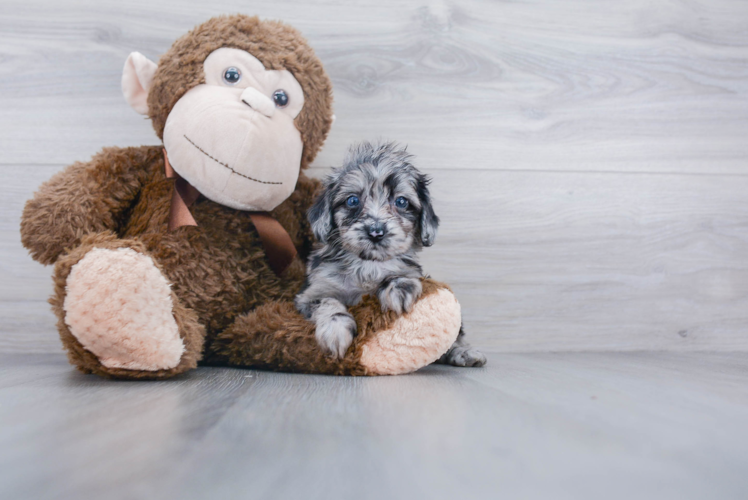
[309,141,439,261]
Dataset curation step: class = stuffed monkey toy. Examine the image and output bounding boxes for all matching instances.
[20,15,463,379]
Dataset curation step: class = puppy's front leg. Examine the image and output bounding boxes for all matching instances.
[296,292,356,358]
[377,277,423,315]
[312,298,357,358]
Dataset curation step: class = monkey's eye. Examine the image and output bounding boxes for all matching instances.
[346,195,360,208]
[395,197,409,209]
[273,89,289,107]
[222,67,242,85]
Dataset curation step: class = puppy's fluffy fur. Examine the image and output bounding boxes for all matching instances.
[295,141,486,367]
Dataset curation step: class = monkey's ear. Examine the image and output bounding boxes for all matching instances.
[308,185,335,243]
[122,52,158,115]
[416,174,440,247]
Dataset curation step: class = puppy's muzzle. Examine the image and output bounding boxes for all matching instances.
[366,221,387,243]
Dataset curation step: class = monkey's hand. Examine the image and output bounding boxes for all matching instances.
[377,277,423,315]
[20,146,154,265]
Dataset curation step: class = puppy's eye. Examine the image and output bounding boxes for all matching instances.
[273,89,289,107]
[346,195,360,208]
[222,67,242,85]
[395,197,409,209]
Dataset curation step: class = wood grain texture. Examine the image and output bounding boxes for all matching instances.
[4,4,748,499]
[423,169,748,351]
[4,165,747,352]
[2,352,748,500]
[2,0,748,353]
[0,0,747,173]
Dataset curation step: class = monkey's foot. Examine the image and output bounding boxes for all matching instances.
[63,247,185,371]
[359,287,462,375]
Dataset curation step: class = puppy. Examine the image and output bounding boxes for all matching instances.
[295,141,486,367]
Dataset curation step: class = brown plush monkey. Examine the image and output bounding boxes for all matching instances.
[20,15,462,379]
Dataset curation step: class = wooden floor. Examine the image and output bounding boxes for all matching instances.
[2,0,747,353]
[2,351,748,500]
[2,1,748,498]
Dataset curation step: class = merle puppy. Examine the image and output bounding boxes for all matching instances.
[295,141,486,367]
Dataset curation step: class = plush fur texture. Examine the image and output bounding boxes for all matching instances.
[359,287,462,375]
[205,278,455,375]
[64,247,184,371]
[32,145,316,378]
[148,15,333,169]
[20,15,465,379]
[49,231,206,379]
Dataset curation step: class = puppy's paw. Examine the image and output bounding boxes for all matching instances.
[313,298,357,358]
[440,346,487,367]
[315,313,356,358]
[377,277,423,315]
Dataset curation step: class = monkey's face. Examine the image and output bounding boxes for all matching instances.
[162,48,305,212]
[123,16,334,212]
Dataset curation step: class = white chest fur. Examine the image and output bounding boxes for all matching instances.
[347,259,411,295]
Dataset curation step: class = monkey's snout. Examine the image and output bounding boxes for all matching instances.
[240,87,275,118]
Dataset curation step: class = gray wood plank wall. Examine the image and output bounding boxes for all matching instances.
[1,0,747,353]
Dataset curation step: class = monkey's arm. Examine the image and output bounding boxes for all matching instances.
[204,278,463,375]
[20,146,159,265]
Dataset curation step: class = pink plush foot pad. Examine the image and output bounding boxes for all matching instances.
[63,247,185,371]
[359,288,462,375]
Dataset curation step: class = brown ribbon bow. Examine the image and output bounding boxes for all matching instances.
[163,149,297,276]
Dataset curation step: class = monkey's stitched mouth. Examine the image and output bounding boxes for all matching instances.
[183,135,283,185]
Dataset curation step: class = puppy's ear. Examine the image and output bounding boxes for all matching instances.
[416,174,440,246]
[308,184,335,243]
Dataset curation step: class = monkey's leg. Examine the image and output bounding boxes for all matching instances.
[203,300,356,375]
[51,232,205,379]
[204,279,462,376]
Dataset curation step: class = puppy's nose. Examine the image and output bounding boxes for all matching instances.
[367,222,386,242]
